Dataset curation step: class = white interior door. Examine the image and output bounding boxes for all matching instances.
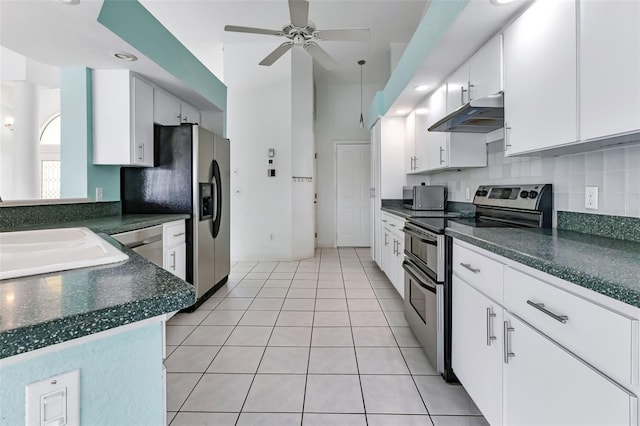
[336,143,371,247]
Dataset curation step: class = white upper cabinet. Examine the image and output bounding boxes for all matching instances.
[426,84,449,170]
[503,0,578,155]
[153,88,181,125]
[93,70,154,167]
[180,103,200,125]
[468,35,502,101]
[405,111,417,173]
[446,65,470,114]
[579,0,640,140]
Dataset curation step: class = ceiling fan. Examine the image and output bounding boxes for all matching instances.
[224,0,370,70]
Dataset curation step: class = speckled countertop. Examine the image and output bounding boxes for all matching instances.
[0,213,190,234]
[0,215,195,359]
[446,222,640,309]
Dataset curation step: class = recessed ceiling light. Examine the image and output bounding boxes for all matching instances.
[414,85,429,91]
[490,0,515,5]
[113,52,138,62]
[396,109,410,115]
[415,108,429,115]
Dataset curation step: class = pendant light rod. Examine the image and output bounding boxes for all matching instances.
[358,59,365,128]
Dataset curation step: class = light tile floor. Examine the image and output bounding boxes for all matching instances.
[166,248,488,426]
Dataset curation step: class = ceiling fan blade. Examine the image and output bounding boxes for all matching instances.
[259,42,294,66]
[224,25,282,36]
[315,28,370,42]
[288,0,309,28]
[303,42,337,70]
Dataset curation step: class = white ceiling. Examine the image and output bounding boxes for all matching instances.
[140,0,430,85]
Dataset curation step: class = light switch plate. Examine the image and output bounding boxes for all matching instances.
[26,369,79,426]
[585,186,598,210]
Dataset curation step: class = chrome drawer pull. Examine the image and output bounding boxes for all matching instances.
[526,300,568,324]
[172,232,185,237]
[460,263,480,274]
[503,321,515,364]
[486,307,497,346]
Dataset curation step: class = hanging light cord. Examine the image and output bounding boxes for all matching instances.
[358,59,365,128]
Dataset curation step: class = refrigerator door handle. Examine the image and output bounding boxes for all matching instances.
[212,159,222,239]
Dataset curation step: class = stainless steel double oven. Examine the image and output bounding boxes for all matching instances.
[402,219,451,379]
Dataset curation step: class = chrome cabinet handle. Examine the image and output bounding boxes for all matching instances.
[393,239,398,255]
[468,82,475,101]
[382,219,387,223]
[459,263,480,274]
[177,114,182,122]
[170,251,176,270]
[505,122,511,149]
[486,307,497,346]
[503,321,515,364]
[460,85,467,106]
[526,300,569,324]
[439,146,445,164]
[173,232,185,237]
[138,144,144,161]
[384,233,388,246]
[390,223,396,227]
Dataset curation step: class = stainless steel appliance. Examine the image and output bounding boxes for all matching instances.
[403,184,447,210]
[121,124,230,309]
[112,225,164,267]
[428,92,504,133]
[402,183,552,382]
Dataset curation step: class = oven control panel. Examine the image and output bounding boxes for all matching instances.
[474,184,552,211]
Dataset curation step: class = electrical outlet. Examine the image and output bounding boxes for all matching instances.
[585,186,598,210]
[465,187,471,200]
[95,187,103,202]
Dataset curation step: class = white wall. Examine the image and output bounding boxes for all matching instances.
[315,82,379,248]
[225,44,315,260]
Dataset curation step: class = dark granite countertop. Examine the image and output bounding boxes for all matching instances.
[381,206,460,219]
[446,222,640,309]
[0,234,195,359]
[0,213,191,235]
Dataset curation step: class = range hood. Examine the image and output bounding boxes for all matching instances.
[428,92,504,133]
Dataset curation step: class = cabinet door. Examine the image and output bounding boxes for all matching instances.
[164,243,186,280]
[503,313,637,426]
[426,85,448,170]
[394,236,405,299]
[452,276,503,426]
[446,65,470,114]
[405,111,416,173]
[132,77,154,167]
[503,0,577,155]
[153,89,181,125]
[181,103,200,124]
[413,98,430,172]
[468,35,502,101]
[580,0,640,140]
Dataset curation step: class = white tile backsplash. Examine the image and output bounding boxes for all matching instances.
[407,140,640,221]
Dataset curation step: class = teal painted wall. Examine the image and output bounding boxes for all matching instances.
[0,322,164,425]
[98,0,227,114]
[366,0,469,127]
[60,68,120,201]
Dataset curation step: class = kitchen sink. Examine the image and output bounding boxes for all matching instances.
[0,227,128,280]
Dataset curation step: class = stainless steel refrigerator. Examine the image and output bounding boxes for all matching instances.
[121,124,230,307]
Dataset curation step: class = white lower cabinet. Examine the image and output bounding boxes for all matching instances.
[163,220,186,280]
[503,312,637,426]
[452,239,638,426]
[381,212,405,298]
[452,275,503,426]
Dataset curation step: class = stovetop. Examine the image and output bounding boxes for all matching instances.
[408,216,525,234]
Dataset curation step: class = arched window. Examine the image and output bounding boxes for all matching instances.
[40,114,61,198]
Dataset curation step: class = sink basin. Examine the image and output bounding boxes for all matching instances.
[0,227,129,280]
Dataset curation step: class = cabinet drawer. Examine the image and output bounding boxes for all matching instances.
[505,267,638,388]
[381,212,405,232]
[163,221,186,247]
[452,242,504,303]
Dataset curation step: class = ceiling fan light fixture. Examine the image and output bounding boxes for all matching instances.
[358,59,366,129]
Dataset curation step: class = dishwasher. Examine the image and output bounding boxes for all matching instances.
[112,225,164,268]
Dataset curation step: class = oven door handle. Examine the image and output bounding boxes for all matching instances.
[402,261,437,293]
[401,227,438,246]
